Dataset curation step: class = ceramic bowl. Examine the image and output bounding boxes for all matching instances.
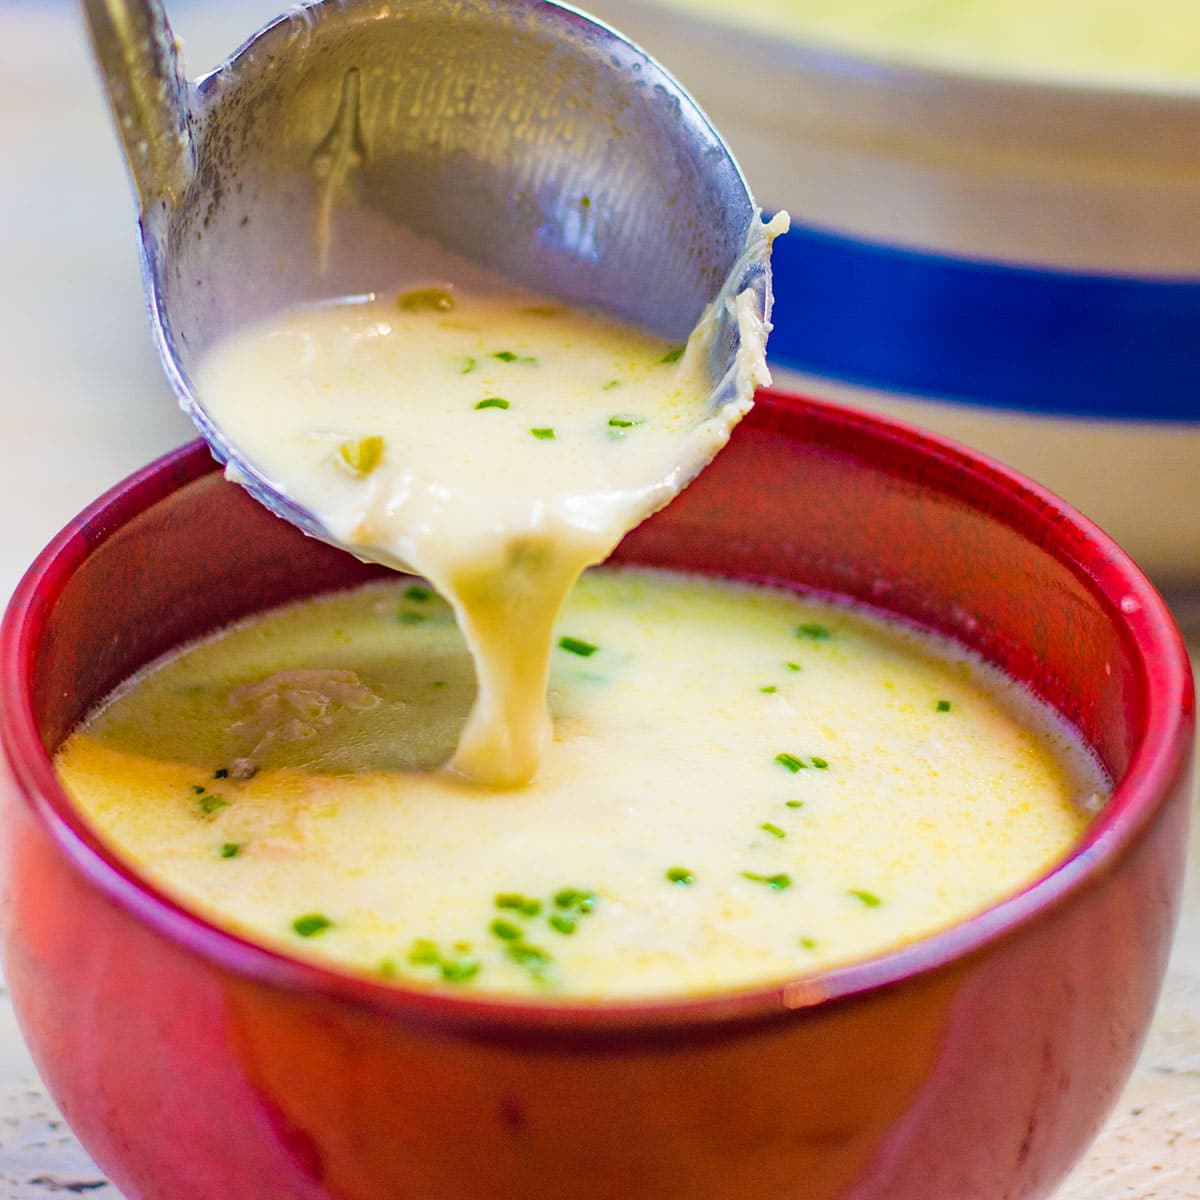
[0,392,1194,1200]
[583,0,1200,589]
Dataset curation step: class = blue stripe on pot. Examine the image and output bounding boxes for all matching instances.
[767,222,1200,422]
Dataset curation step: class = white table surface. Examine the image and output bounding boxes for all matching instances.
[0,2,1197,1195]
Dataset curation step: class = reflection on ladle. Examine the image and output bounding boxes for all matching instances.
[81,0,780,564]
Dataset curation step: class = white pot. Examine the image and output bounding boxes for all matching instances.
[584,0,1200,590]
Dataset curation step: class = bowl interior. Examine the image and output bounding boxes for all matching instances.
[3,389,1193,1012]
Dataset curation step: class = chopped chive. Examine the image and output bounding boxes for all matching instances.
[554,888,597,914]
[760,823,786,839]
[558,636,598,657]
[810,757,829,770]
[548,914,577,935]
[742,872,792,890]
[459,356,477,374]
[495,893,542,918]
[607,415,644,429]
[292,913,333,938]
[760,685,778,694]
[197,793,230,816]
[475,397,510,410]
[397,287,455,312]
[219,842,242,859]
[530,427,556,440]
[404,585,433,602]
[398,611,426,625]
[799,936,818,950]
[775,752,807,773]
[408,940,440,966]
[337,435,385,478]
[602,379,621,391]
[796,623,832,641]
[214,767,229,780]
[785,800,805,809]
[660,345,685,364]
[505,941,552,971]
[849,889,883,908]
[665,866,695,886]
[785,662,802,672]
[440,956,480,983]
[378,959,399,979]
[490,919,524,941]
[936,699,952,712]
[493,350,519,362]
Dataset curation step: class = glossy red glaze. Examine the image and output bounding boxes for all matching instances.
[0,391,1193,1200]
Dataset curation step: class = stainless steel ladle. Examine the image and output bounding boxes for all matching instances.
[82,0,773,555]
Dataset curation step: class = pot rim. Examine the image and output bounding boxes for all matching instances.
[1,390,1193,1039]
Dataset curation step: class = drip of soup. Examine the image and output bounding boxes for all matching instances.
[56,568,1106,1000]
[656,0,1200,87]
[195,214,785,787]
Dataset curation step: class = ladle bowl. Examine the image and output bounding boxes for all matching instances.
[82,0,769,556]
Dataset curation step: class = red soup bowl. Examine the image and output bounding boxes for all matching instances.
[0,390,1194,1200]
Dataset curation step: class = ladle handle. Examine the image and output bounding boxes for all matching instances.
[80,0,195,215]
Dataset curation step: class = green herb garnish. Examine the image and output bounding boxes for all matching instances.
[660,345,685,364]
[505,941,552,973]
[337,435,385,478]
[760,823,786,839]
[775,752,807,773]
[760,685,778,694]
[554,888,597,914]
[398,611,426,625]
[786,662,802,672]
[849,889,883,908]
[665,866,695,886]
[397,287,455,312]
[406,939,479,983]
[459,356,477,374]
[937,699,952,712]
[785,800,805,809]
[810,757,829,770]
[475,397,510,410]
[495,893,542,918]
[219,842,242,859]
[548,914,577,935]
[490,918,524,941]
[530,427,556,440]
[607,415,644,429]
[197,793,230,817]
[404,585,433,603]
[799,936,818,950]
[796,623,832,641]
[558,636,598,658]
[742,872,792,890]
[292,913,334,938]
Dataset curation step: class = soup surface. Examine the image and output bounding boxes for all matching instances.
[56,568,1106,1000]
[658,0,1200,87]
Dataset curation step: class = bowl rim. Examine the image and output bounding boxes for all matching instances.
[1,390,1194,1038]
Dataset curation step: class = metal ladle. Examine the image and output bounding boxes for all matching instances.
[82,0,773,556]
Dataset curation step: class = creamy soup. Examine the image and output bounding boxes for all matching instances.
[196,215,784,788]
[657,0,1200,87]
[56,568,1106,999]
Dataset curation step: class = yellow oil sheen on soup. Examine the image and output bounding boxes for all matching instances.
[56,568,1106,1000]
[658,0,1200,87]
